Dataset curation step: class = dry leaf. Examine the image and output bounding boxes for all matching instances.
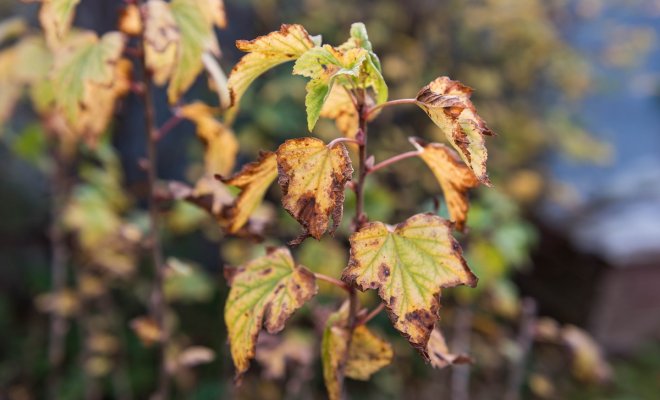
[343,213,477,355]
[219,151,278,233]
[224,247,317,381]
[416,76,494,184]
[427,326,471,368]
[276,137,353,240]
[411,137,480,231]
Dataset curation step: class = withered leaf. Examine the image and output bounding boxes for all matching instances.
[416,76,494,184]
[219,151,278,233]
[321,303,393,400]
[411,137,480,231]
[276,137,353,240]
[343,213,477,355]
[227,24,315,108]
[427,326,471,369]
[224,247,317,381]
[179,101,238,176]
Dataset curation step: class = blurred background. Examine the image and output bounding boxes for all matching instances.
[1,0,659,399]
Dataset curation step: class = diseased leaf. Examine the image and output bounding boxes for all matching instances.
[427,326,471,369]
[38,0,80,47]
[179,101,238,176]
[411,137,480,231]
[143,0,180,85]
[321,304,393,400]
[219,151,278,233]
[293,45,368,131]
[343,213,477,354]
[167,0,221,103]
[416,77,494,184]
[228,24,315,108]
[276,137,353,240]
[224,247,317,381]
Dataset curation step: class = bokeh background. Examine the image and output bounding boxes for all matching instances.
[1,0,659,399]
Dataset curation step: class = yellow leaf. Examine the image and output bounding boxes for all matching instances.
[167,0,221,103]
[52,31,129,144]
[118,4,142,36]
[197,0,227,29]
[321,304,393,400]
[320,84,358,138]
[219,151,278,233]
[130,316,162,347]
[227,24,315,108]
[179,101,238,176]
[427,326,471,369]
[276,137,353,240]
[416,76,494,184]
[343,213,477,354]
[411,137,480,231]
[143,0,180,85]
[224,247,317,381]
[345,325,393,380]
[38,0,81,48]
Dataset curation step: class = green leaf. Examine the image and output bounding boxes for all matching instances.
[343,213,477,355]
[224,247,317,381]
[293,45,368,131]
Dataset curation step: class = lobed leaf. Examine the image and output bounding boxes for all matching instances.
[276,137,354,241]
[411,137,480,231]
[227,24,315,109]
[343,213,477,355]
[38,0,80,48]
[345,325,393,380]
[415,77,494,184]
[219,151,279,233]
[179,101,238,176]
[224,247,317,381]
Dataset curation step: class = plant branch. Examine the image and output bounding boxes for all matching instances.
[314,273,351,292]
[367,150,421,175]
[47,147,70,399]
[504,298,537,400]
[358,303,385,326]
[327,136,361,148]
[365,98,417,119]
[152,110,183,142]
[137,3,168,398]
[451,303,473,400]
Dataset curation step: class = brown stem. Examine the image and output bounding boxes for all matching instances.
[314,273,351,292]
[152,111,183,142]
[326,136,361,148]
[367,150,421,175]
[358,302,385,326]
[365,98,417,119]
[47,149,70,399]
[136,3,168,397]
[504,298,537,400]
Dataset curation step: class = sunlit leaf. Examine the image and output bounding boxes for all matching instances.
[38,0,80,47]
[118,3,142,36]
[143,0,180,85]
[416,76,494,184]
[427,326,471,369]
[321,303,393,400]
[179,101,238,176]
[224,247,317,381]
[293,45,368,131]
[167,0,221,103]
[411,137,480,231]
[219,151,278,233]
[276,137,353,240]
[343,213,477,354]
[227,24,315,109]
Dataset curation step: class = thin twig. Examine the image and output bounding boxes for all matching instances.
[451,303,473,400]
[367,150,421,175]
[365,98,417,119]
[504,298,537,400]
[358,303,385,325]
[152,111,183,142]
[136,2,169,397]
[47,148,70,399]
[314,273,351,292]
[326,136,361,148]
